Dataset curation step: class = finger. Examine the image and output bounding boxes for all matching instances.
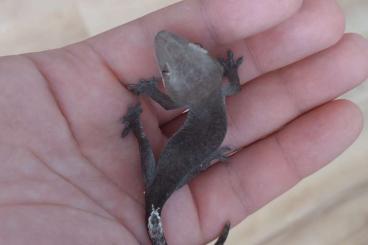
[234,0,345,82]
[188,99,363,243]
[86,0,303,81]
[163,34,368,150]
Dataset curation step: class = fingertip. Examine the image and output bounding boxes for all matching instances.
[283,99,364,176]
[333,99,364,139]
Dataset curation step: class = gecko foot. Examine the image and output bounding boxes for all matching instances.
[121,103,142,137]
[127,77,160,95]
[219,50,243,75]
[219,50,243,96]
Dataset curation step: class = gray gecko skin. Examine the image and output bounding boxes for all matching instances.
[122,31,243,245]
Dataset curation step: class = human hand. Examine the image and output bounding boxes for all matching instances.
[0,0,367,244]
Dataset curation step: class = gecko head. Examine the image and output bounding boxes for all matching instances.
[154,31,224,106]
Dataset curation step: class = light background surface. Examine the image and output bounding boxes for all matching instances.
[0,0,367,244]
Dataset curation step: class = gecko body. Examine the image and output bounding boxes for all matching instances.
[122,31,243,245]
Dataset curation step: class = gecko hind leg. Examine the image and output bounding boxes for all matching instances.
[210,146,232,163]
[219,50,243,96]
[174,147,233,192]
[199,146,233,171]
[121,103,156,188]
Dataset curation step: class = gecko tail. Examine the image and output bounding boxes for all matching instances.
[214,222,231,245]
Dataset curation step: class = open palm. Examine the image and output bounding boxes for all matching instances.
[0,0,367,244]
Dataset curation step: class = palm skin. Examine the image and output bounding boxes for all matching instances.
[0,0,368,245]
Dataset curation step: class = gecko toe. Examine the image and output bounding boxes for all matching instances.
[236,56,244,67]
[227,50,234,61]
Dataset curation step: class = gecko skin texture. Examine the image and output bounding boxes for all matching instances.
[122,31,243,245]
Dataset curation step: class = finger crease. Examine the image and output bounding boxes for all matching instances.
[276,69,304,115]
[273,134,303,181]
[222,162,252,216]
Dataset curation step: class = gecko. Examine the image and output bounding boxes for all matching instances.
[122,31,243,245]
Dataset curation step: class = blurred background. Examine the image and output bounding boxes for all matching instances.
[0,0,367,244]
